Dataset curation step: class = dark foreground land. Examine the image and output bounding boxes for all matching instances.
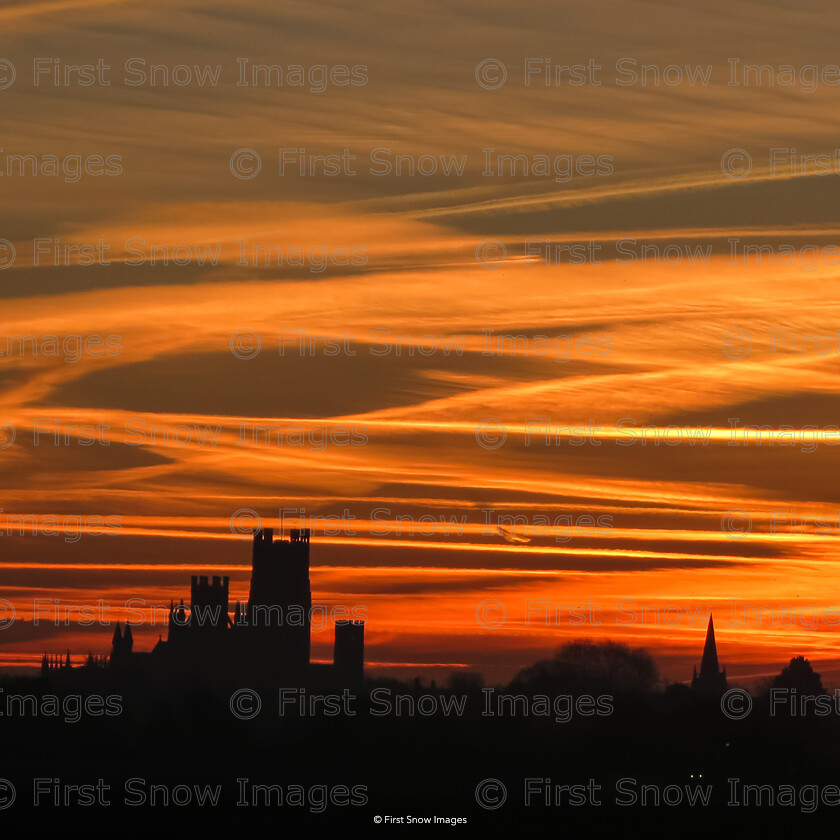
[2,669,840,833]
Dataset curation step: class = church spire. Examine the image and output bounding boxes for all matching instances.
[699,614,720,677]
[691,611,728,696]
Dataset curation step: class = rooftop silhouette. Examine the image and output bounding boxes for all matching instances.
[42,525,364,689]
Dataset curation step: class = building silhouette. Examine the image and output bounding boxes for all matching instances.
[43,526,364,688]
[691,613,727,696]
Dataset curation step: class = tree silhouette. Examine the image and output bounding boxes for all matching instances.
[772,656,826,696]
[446,671,484,693]
[509,639,659,695]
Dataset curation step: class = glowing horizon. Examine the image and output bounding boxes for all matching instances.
[3,0,840,688]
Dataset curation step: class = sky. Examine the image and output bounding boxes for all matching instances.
[2,0,840,684]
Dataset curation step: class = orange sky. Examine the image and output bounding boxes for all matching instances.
[2,0,840,685]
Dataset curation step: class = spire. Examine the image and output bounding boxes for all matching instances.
[699,614,719,677]
[112,621,122,646]
[691,611,728,696]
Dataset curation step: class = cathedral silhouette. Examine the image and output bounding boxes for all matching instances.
[42,527,365,688]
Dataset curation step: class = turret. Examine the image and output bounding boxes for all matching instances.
[110,621,133,667]
[190,574,230,633]
[247,526,312,670]
[334,620,365,686]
